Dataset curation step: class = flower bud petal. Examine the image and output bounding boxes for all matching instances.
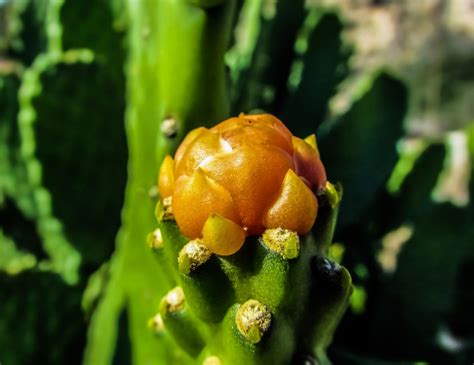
[292,136,327,190]
[175,129,228,177]
[212,115,293,154]
[202,213,246,256]
[264,169,318,234]
[158,155,175,198]
[174,127,206,168]
[172,169,240,238]
[242,113,292,143]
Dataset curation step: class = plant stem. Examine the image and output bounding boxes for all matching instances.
[83,1,235,364]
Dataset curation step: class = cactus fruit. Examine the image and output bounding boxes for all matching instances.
[153,113,352,365]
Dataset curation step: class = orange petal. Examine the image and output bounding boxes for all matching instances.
[211,116,242,133]
[201,144,294,234]
[241,114,293,143]
[172,169,240,239]
[264,169,318,234]
[174,127,206,171]
[292,136,327,190]
[158,155,175,198]
[212,114,293,153]
[221,124,293,154]
[174,129,231,178]
[202,213,246,256]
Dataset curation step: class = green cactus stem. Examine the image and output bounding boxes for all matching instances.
[84,1,236,364]
[154,183,352,364]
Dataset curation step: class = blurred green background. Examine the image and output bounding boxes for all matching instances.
[0,0,473,364]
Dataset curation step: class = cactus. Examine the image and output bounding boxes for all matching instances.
[1,0,473,364]
[152,112,352,365]
[81,0,354,362]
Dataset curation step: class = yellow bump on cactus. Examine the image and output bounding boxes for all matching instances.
[148,185,159,199]
[162,287,185,313]
[147,228,163,249]
[261,228,300,259]
[202,356,221,365]
[235,299,272,344]
[201,213,246,256]
[178,239,212,274]
[147,313,165,334]
[161,117,177,138]
[163,196,173,214]
[155,195,174,221]
[324,181,341,209]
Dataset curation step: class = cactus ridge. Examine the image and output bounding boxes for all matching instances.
[153,183,352,365]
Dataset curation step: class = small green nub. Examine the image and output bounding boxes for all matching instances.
[147,313,165,334]
[235,299,272,344]
[155,196,174,221]
[161,287,186,313]
[178,239,212,274]
[324,181,340,209]
[261,228,300,259]
[147,228,163,249]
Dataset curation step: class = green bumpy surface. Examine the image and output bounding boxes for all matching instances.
[154,184,352,365]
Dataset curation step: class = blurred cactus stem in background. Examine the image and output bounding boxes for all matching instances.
[84,0,235,364]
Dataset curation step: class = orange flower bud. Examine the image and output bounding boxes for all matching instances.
[158,113,327,253]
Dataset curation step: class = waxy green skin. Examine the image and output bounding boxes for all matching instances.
[156,184,352,365]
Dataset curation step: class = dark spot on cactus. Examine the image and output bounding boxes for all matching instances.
[312,256,343,287]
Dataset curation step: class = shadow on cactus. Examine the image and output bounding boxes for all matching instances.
[151,113,353,364]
